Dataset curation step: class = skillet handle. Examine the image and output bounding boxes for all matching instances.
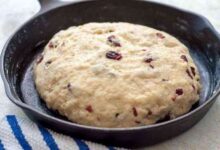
[38,0,69,14]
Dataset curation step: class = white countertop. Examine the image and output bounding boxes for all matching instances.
[0,0,220,149]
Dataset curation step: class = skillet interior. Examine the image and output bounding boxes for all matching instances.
[2,0,220,148]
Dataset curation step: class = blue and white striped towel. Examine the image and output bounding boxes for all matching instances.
[0,115,123,150]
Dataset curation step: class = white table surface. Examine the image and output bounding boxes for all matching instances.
[0,0,220,149]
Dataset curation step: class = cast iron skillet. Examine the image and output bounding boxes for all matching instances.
[1,0,220,148]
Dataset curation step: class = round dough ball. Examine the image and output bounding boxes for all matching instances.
[34,22,201,128]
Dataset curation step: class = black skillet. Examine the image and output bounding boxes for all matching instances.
[1,0,220,148]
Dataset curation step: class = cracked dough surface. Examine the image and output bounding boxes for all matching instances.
[34,22,201,128]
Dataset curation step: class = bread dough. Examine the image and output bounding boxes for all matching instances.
[34,22,201,128]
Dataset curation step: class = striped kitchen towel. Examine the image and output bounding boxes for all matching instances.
[0,115,125,150]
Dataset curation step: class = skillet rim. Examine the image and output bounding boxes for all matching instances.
[1,0,220,131]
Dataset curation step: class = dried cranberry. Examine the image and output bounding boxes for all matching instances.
[156,33,165,39]
[176,89,183,95]
[186,69,193,79]
[132,107,138,117]
[192,84,195,90]
[135,121,141,124]
[86,105,93,113]
[172,96,177,101]
[144,58,153,63]
[45,60,52,65]
[48,42,54,48]
[180,55,188,62]
[67,83,71,88]
[144,110,152,118]
[36,54,43,64]
[115,113,120,118]
[67,83,72,91]
[149,64,154,69]
[148,110,152,115]
[107,35,121,47]
[106,51,122,60]
[190,66,196,76]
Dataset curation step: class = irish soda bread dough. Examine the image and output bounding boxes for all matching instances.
[34,22,201,128]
